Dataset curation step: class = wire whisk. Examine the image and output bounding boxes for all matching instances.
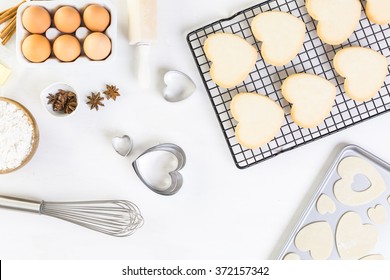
[0,195,144,237]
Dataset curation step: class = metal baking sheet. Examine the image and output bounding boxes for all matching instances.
[187,0,390,169]
[278,144,390,260]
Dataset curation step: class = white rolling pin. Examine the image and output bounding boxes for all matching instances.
[127,0,157,89]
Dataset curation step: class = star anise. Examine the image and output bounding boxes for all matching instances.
[87,92,105,111]
[103,84,120,101]
[64,99,78,114]
[47,90,78,114]
[47,93,58,105]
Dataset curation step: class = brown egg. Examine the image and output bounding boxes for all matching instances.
[54,6,81,33]
[83,32,111,61]
[22,6,51,34]
[22,34,51,63]
[83,5,110,32]
[53,35,81,62]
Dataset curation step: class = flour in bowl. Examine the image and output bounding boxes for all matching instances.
[0,100,34,171]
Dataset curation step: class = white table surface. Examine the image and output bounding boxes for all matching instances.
[0,0,389,260]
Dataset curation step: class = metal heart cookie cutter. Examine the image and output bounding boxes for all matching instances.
[132,143,186,196]
[163,70,196,102]
[112,135,133,157]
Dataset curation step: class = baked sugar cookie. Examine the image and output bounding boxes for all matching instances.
[334,47,388,102]
[306,0,362,45]
[281,73,336,128]
[204,33,258,88]
[366,0,390,25]
[230,92,284,149]
[251,11,305,66]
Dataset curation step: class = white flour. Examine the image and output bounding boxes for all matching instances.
[0,100,34,171]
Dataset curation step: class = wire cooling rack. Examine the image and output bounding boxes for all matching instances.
[187,0,390,169]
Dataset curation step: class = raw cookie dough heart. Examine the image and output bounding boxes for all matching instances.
[316,194,337,215]
[333,47,388,102]
[368,204,387,224]
[333,157,385,206]
[295,221,333,260]
[283,253,301,260]
[204,33,258,88]
[366,0,390,25]
[281,73,336,128]
[230,92,284,149]
[359,254,384,260]
[336,212,378,260]
[251,11,305,66]
[306,0,362,45]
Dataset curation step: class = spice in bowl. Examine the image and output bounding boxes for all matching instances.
[47,89,78,114]
[40,83,79,117]
[0,97,39,174]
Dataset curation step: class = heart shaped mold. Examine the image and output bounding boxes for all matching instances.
[163,70,196,102]
[132,143,186,196]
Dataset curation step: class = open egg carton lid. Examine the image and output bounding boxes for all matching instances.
[278,144,390,260]
[15,0,117,67]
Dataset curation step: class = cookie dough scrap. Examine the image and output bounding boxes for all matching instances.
[333,156,386,206]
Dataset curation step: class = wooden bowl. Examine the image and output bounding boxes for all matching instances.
[0,97,39,174]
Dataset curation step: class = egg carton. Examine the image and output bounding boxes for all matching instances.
[15,0,117,67]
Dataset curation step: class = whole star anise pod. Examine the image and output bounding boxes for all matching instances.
[53,93,67,111]
[47,93,58,105]
[103,84,120,101]
[64,99,78,114]
[87,92,105,111]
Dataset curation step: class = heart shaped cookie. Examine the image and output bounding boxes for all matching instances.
[367,204,387,224]
[333,157,385,206]
[336,212,378,259]
[334,47,388,102]
[251,11,305,66]
[204,33,258,88]
[366,0,390,25]
[281,73,336,128]
[295,221,333,260]
[316,194,337,215]
[306,0,361,45]
[230,92,284,149]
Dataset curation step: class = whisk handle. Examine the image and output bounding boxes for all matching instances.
[0,195,41,213]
